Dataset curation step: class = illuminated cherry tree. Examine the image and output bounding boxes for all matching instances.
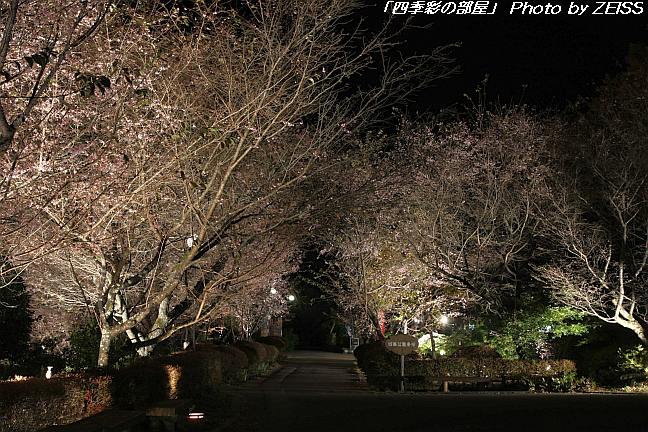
[321,111,554,339]
[12,0,452,366]
[0,0,108,283]
[535,56,648,345]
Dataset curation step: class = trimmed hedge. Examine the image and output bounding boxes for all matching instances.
[256,336,288,351]
[407,358,577,379]
[354,340,418,376]
[156,351,221,398]
[196,344,249,383]
[234,340,280,377]
[263,345,279,363]
[0,374,111,432]
[234,340,270,364]
[111,360,168,409]
[450,345,501,359]
[354,341,578,392]
[0,341,280,431]
[113,349,226,407]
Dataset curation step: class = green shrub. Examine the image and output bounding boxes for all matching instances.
[521,370,590,392]
[618,344,648,384]
[450,345,501,359]
[212,345,250,382]
[355,341,579,392]
[233,341,280,378]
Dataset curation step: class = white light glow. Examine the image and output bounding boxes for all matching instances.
[270,288,277,295]
[186,234,198,248]
[288,294,295,302]
[188,412,205,420]
[440,315,449,325]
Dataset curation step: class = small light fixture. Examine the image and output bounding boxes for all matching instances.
[287,294,295,302]
[186,234,198,248]
[45,366,53,379]
[188,412,205,420]
[270,288,277,295]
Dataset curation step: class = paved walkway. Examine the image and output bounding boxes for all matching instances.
[237,350,367,394]
[206,350,648,432]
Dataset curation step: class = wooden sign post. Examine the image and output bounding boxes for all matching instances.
[384,334,419,392]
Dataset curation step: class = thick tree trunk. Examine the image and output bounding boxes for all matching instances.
[97,329,112,368]
[616,318,648,346]
[429,332,437,359]
[132,297,170,357]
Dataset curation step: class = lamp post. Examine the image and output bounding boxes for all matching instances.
[429,314,449,359]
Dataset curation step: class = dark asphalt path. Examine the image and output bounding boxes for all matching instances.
[210,351,648,432]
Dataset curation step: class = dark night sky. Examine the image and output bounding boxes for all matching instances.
[361,1,648,113]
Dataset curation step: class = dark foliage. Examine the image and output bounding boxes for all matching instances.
[66,319,132,369]
[0,260,33,359]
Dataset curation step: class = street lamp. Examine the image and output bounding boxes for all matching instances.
[287,294,295,302]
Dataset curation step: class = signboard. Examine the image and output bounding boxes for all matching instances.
[351,337,360,350]
[384,333,418,355]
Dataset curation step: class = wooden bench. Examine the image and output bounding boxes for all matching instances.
[399,375,503,392]
[43,409,146,432]
[431,376,499,392]
[371,374,510,392]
